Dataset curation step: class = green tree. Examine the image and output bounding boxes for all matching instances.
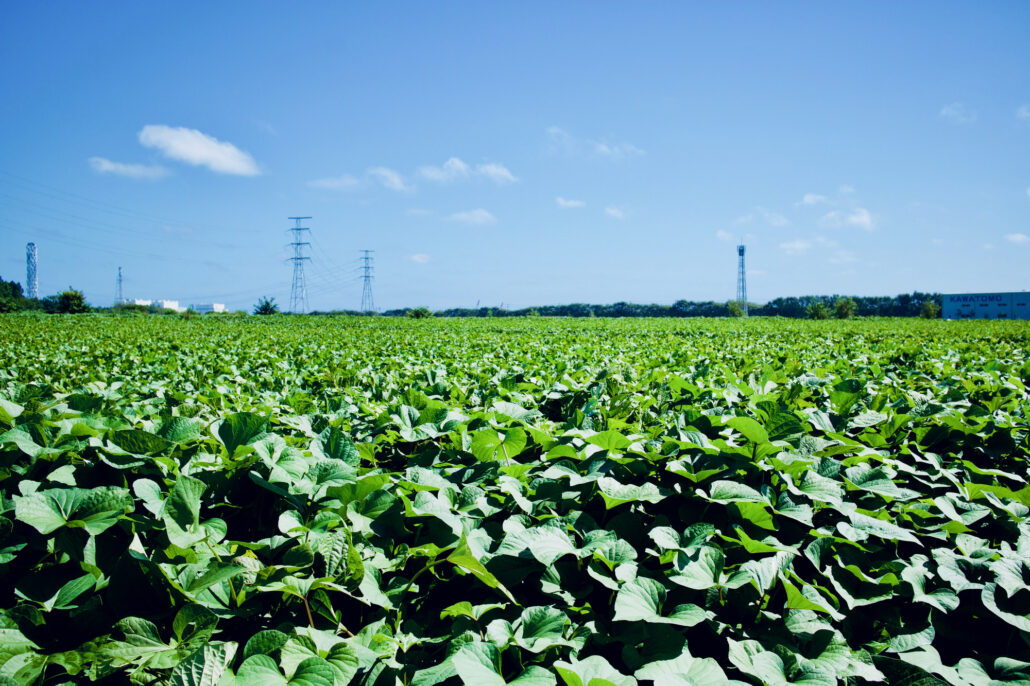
[253,297,280,315]
[920,300,941,319]
[0,275,26,312]
[834,297,857,319]
[57,289,90,313]
[406,306,433,319]
[727,301,745,317]
[807,300,829,320]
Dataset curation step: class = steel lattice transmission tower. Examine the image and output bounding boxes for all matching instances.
[736,243,748,316]
[287,217,312,313]
[360,250,376,312]
[116,267,123,305]
[25,243,38,299]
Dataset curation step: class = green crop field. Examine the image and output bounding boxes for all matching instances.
[1,315,1028,686]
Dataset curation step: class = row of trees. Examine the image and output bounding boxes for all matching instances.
[0,276,89,314]
[0,277,945,319]
[393,292,944,319]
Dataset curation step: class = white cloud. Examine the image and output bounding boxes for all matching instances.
[407,208,433,216]
[409,253,432,263]
[547,126,643,159]
[605,206,625,219]
[88,156,168,179]
[839,184,855,194]
[418,157,470,182]
[308,174,361,190]
[939,102,977,124]
[846,208,875,230]
[475,162,518,184]
[736,207,789,227]
[446,209,496,225]
[592,140,645,158]
[1004,233,1029,245]
[820,207,875,230]
[983,243,995,250]
[779,239,812,255]
[556,197,585,209]
[758,207,790,227]
[796,193,829,206]
[367,166,410,191]
[138,125,259,175]
[1017,105,1030,120]
[417,158,517,185]
[715,229,734,241]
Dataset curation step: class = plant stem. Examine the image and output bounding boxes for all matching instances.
[204,538,240,607]
[302,594,315,628]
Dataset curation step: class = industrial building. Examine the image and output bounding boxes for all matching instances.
[189,303,226,314]
[942,292,1030,320]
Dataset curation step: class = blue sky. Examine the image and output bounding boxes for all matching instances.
[1,2,1028,311]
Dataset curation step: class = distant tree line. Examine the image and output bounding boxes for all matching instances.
[378,292,943,319]
[0,274,943,319]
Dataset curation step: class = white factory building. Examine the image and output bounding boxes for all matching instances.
[122,299,225,313]
[942,292,1030,320]
[189,303,227,314]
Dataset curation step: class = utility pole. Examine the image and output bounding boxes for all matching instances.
[287,217,311,313]
[25,243,38,299]
[736,243,748,316]
[360,249,375,312]
[116,266,123,305]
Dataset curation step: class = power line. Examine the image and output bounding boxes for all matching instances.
[360,249,375,312]
[288,217,311,314]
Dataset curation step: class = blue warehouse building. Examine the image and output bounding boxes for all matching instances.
[942,292,1030,320]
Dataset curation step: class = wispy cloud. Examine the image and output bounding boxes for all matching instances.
[409,253,432,263]
[417,158,517,185]
[1017,105,1030,120]
[605,206,625,219]
[839,184,855,194]
[796,193,829,206]
[161,224,193,234]
[759,207,790,227]
[715,229,734,241]
[546,126,644,159]
[779,239,812,255]
[738,207,790,227]
[820,207,875,230]
[308,174,361,190]
[138,125,260,175]
[592,140,645,159]
[367,166,410,192]
[88,156,168,179]
[446,209,496,225]
[1004,233,1029,245]
[939,102,977,124]
[556,197,585,209]
[476,162,518,184]
[418,157,469,182]
[407,208,433,216]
